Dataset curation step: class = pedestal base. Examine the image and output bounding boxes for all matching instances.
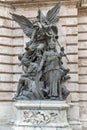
[13,100,72,130]
[13,126,72,130]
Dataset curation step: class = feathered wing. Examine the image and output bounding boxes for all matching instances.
[11,13,35,38]
[46,3,60,24]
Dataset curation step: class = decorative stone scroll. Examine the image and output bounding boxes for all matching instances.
[23,111,59,125]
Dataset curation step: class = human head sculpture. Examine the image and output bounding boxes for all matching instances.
[48,38,56,50]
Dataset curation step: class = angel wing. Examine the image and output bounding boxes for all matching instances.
[46,3,60,24]
[11,13,35,38]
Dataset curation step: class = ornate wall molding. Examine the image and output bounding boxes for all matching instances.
[78,7,87,16]
[78,0,87,16]
[81,0,87,6]
[23,110,59,125]
[0,0,80,8]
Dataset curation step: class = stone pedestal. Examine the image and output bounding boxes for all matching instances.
[13,100,72,130]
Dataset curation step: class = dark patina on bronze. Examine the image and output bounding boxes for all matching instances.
[11,3,70,100]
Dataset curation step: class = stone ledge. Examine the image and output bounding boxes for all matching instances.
[0,0,80,8]
[15,100,69,110]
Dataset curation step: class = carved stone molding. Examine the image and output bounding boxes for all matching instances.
[0,0,80,8]
[61,0,80,7]
[78,0,87,7]
[13,101,72,130]
[23,110,59,125]
[78,7,87,16]
[78,0,87,16]
[81,0,87,6]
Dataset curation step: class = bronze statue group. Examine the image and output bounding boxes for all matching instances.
[11,3,70,101]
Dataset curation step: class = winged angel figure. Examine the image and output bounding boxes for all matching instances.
[12,3,70,100]
[11,3,60,49]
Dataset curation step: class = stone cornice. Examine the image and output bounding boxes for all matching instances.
[77,0,87,7]
[61,0,80,7]
[78,6,87,16]
[81,0,87,6]
[81,0,87,5]
[78,0,87,16]
[0,0,80,8]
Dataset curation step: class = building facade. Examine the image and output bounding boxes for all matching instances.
[0,0,87,130]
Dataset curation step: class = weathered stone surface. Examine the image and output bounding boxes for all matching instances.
[0,37,12,45]
[0,93,13,100]
[79,50,87,58]
[67,83,79,91]
[0,74,13,81]
[0,28,12,36]
[79,33,87,40]
[66,8,77,16]
[67,55,78,62]
[79,16,87,23]
[13,126,71,130]
[15,7,38,18]
[79,59,87,66]
[0,125,13,130]
[80,102,87,116]
[13,29,23,37]
[66,18,77,25]
[66,27,78,34]
[66,36,78,44]
[0,102,15,125]
[13,65,22,73]
[68,64,78,72]
[78,25,87,32]
[78,42,87,49]
[13,74,21,82]
[0,65,13,73]
[79,75,87,83]
[0,46,12,55]
[79,67,87,74]
[68,103,80,121]
[57,26,66,36]
[13,47,24,55]
[12,56,20,64]
[0,18,11,27]
[70,93,79,102]
[13,101,72,130]
[80,93,87,101]
[0,56,12,63]
[0,83,16,91]
[58,35,66,44]
[12,38,24,45]
[68,73,78,82]
[0,6,12,18]
[66,45,78,53]
[80,84,87,91]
